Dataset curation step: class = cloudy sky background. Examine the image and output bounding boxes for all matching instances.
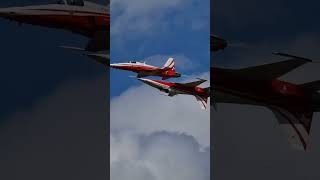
[213,0,320,179]
[110,0,210,179]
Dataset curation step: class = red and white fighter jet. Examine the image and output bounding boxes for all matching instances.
[0,0,109,63]
[110,58,181,80]
[138,78,210,109]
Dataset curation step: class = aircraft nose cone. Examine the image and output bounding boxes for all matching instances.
[137,78,147,82]
[0,7,25,18]
[109,63,118,67]
[0,7,18,14]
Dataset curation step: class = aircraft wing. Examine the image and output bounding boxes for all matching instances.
[226,53,312,80]
[178,79,207,87]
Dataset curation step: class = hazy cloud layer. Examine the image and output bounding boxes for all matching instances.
[0,75,108,179]
[111,131,209,180]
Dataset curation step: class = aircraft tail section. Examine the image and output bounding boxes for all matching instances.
[162,57,175,70]
[269,107,313,151]
[195,95,208,110]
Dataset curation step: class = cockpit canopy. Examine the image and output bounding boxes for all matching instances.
[128,61,137,63]
[56,0,84,6]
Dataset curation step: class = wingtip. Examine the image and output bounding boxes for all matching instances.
[196,78,207,81]
[272,52,313,62]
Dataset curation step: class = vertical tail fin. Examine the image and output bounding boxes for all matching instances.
[162,57,175,70]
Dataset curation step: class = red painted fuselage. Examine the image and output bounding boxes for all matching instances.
[0,2,109,37]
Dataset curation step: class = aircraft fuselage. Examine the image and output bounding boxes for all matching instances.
[139,78,209,97]
[212,69,314,113]
[0,3,109,37]
[110,63,181,79]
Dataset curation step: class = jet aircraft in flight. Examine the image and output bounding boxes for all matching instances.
[110,58,181,80]
[138,78,210,109]
[0,0,109,63]
[212,52,320,150]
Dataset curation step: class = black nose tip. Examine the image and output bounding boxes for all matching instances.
[176,73,181,77]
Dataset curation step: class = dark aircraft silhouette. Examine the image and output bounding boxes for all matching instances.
[0,0,109,64]
[211,34,227,52]
[212,52,320,151]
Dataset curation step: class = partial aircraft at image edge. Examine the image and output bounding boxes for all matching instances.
[212,52,320,151]
[0,0,110,64]
[211,34,227,52]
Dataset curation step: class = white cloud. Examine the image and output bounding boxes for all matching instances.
[110,71,210,180]
[111,72,210,147]
[111,131,210,180]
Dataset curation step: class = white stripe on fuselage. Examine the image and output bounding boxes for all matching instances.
[141,79,170,90]
[111,63,157,69]
[1,3,107,16]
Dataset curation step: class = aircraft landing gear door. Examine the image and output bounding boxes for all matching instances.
[110,0,210,179]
